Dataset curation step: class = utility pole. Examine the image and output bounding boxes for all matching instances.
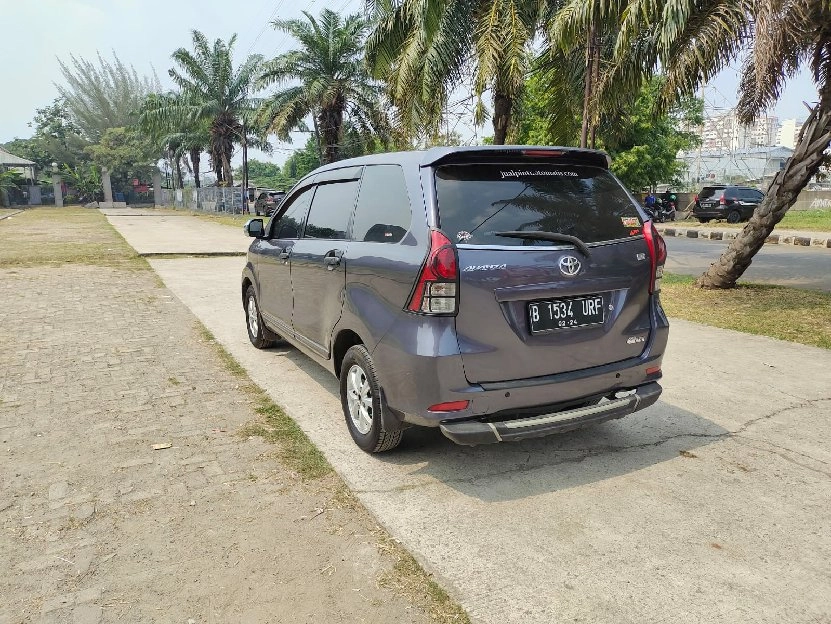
[580,23,597,149]
[241,122,249,215]
[589,31,600,149]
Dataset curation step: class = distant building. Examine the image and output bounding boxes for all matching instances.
[777,119,804,149]
[696,112,778,151]
[677,146,794,186]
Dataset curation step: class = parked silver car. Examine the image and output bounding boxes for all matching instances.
[242,146,668,452]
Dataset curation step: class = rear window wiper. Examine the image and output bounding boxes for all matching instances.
[494,231,591,258]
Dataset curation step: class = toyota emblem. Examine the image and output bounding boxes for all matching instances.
[559,255,581,277]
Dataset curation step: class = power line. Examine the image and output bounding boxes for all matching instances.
[245,0,286,57]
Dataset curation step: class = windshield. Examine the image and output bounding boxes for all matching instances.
[434,163,644,246]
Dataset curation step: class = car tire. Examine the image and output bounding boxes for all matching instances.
[727,210,741,224]
[697,218,710,223]
[340,345,403,453]
[245,285,275,349]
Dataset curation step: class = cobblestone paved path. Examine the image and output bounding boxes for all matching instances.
[0,210,431,624]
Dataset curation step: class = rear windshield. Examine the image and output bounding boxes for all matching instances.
[435,164,643,246]
[699,187,726,200]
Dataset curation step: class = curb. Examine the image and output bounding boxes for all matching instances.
[656,225,831,250]
[139,251,246,258]
[0,210,25,221]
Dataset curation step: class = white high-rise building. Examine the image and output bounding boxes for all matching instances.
[777,119,803,149]
[696,112,779,151]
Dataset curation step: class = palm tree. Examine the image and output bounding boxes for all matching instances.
[140,92,211,188]
[141,31,263,186]
[256,9,389,164]
[551,0,831,288]
[366,0,550,144]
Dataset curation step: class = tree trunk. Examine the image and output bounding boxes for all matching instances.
[175,157,184,189]
[696,89,831,289]
[318,103,344,164]
[222,148,233,187]
[311,112,324,165]
[580,23,596,149]
[492,91,512,145]
[190,148,201,188]
[210,144,223,184]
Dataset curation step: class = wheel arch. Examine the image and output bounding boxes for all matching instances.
[241,263,258,307]
[332,329,364,379]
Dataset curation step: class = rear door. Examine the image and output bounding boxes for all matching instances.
[289,170,361,356]
[698,187,725,210]
[433,161,655,384]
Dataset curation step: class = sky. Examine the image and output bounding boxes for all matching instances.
[0,0,821,166]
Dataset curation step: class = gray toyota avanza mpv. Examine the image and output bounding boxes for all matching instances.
[242,146,668,452]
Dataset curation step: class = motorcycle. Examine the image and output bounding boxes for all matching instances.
[644,198,676,223]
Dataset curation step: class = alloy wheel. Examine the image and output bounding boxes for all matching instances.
[247,295,259,338]
[346,364,373,435]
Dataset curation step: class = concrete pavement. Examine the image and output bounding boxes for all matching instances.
[101,208,249,255]
[105,209,831,624]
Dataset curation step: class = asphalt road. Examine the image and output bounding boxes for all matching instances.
[665,236,831,291]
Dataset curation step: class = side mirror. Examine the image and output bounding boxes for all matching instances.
[244,218,264,238]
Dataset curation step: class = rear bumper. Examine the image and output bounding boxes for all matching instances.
[693,207,727,219]
[372,297,668,429]
[440,382,662,445]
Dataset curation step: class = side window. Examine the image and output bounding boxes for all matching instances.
[304,181,358,240]
[352,165,411,243]
[751,190,764,201]
[272,186,314,239]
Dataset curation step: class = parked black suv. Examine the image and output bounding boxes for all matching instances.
[242,146,668,452]
[693,185,764,223]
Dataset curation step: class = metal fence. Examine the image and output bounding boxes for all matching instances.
[160,186,247,213]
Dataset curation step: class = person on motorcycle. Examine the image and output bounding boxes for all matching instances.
[661,190,677,221]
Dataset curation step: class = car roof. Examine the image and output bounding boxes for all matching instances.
[301,146,612,181]
[702,185,759,190]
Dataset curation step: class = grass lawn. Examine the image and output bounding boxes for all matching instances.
[677,209,831,232]
[661,273,831,350]
[0,207,144,268]
[193,212,269,229]
[146,205,266,229]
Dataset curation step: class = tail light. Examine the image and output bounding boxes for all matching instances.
[642,220,667,293]
[694,194,698,202]
[719,196,726,205]
[406,230,459,314]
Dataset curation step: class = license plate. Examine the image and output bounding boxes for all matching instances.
[528,295,605,333]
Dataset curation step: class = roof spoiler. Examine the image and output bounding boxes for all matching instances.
[420,146,611,169]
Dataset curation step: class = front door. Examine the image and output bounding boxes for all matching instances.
[256,185,315,337]
[289,178,361,356]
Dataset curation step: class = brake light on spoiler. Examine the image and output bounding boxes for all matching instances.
[521,149,566,157]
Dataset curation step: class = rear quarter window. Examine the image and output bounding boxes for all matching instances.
[434,164,643,246]
[352,165,411,243]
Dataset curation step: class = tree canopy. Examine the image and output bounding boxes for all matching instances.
[256,9,389,164]
[57,52,160,142]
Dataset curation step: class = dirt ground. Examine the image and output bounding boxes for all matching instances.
[0,210,440,623]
